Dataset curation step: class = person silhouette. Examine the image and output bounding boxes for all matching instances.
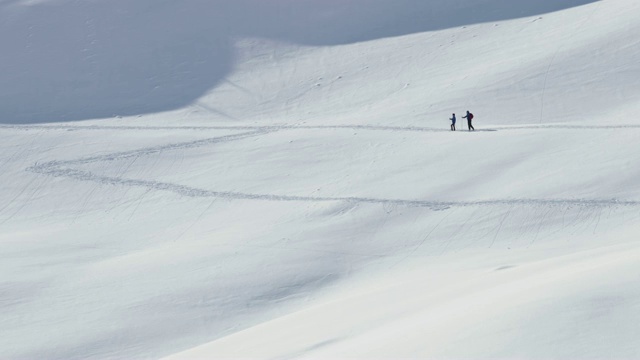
[462,110,474,131]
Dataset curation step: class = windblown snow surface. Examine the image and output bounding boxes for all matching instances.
[2,0,640,359]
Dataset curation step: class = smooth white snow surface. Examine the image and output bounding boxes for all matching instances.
[1,0,640,359]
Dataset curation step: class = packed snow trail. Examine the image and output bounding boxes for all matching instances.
[24,125,640,209]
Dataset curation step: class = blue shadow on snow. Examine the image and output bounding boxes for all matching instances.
[0,0,598,124]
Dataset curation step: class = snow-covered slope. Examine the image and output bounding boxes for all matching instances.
[0,0,611,124]
[2,0,640,359]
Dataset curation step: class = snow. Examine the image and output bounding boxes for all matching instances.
[1,0,640,359]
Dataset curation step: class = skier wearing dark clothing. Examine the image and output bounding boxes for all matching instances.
[450,113,456,131]
[462,110,475,131]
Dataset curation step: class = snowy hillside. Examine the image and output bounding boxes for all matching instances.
[2,0,640,359]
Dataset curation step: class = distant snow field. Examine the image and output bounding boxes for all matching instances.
[1,0,640,359]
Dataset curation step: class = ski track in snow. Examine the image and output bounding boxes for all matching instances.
[16,124,640,210]
[4,123,640,133]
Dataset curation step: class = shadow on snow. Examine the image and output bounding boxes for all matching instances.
[0,0,598,124]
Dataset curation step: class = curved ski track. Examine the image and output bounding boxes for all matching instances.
[15,124,640,210]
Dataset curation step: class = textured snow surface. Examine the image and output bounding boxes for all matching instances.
[1,0,640,359]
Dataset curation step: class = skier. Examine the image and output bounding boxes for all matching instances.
[462,110,475,131]
[449,113,456,131]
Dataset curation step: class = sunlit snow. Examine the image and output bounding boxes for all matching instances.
[1,0,639,359]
